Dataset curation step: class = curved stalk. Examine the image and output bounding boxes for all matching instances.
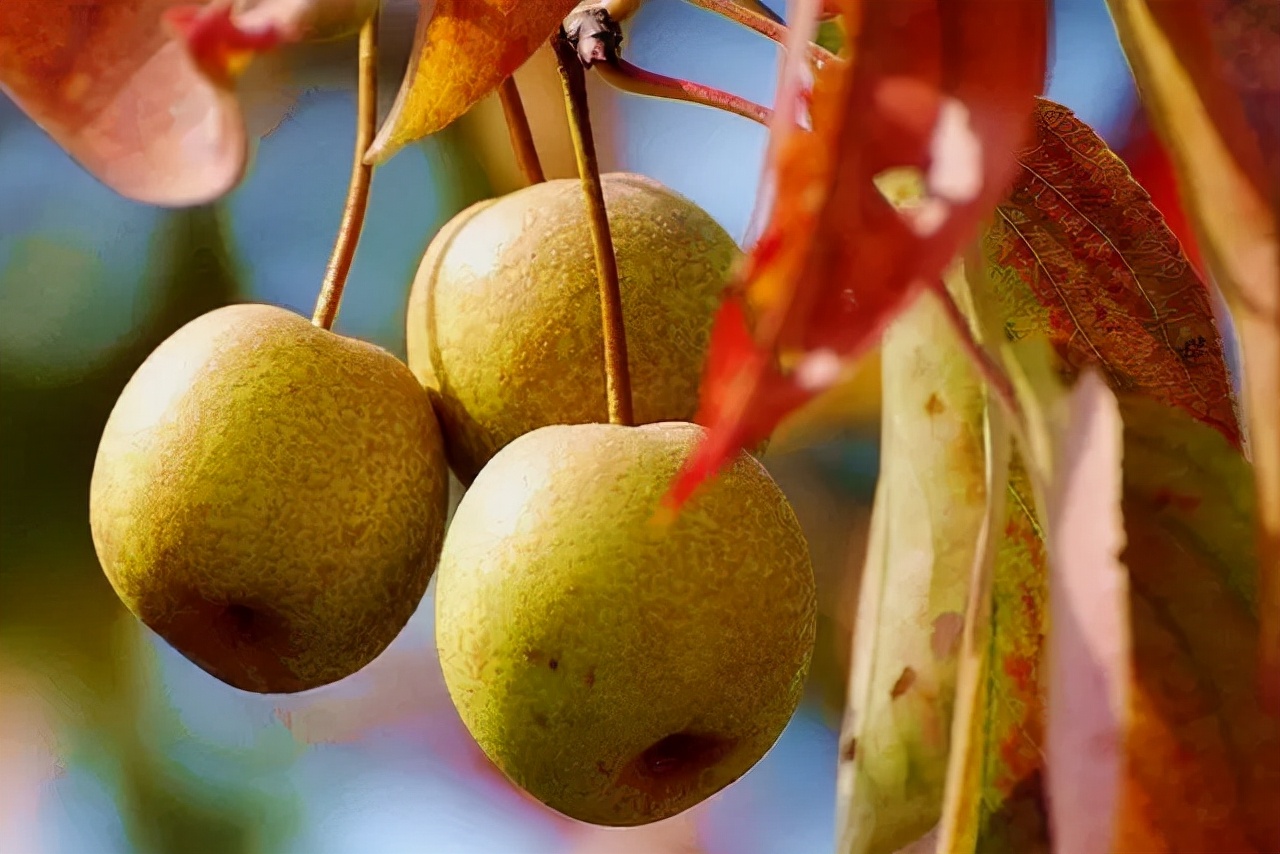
[498,76,545,185]
[551,29,634,427]
[596,58,772,126]
[681,0,836,63]
[312,9,378,330]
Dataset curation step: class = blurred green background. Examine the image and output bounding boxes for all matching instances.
[0,1,1140,851]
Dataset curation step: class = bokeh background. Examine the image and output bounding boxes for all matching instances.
[1,1,1152,851]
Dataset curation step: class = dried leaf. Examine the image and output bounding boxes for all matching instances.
[984,98,1241,448]
[365,0,581,164]
[0,0,249,206]
[666,0,1049,509]
[1043,371,1130,854]
[1103,0,1280,707]
[837,284,988,854]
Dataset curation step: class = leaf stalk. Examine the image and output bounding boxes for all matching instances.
[596,58,773,126]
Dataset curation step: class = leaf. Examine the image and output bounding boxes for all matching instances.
[836,284,989,854]
[236,0,377,42]
[665,0,1049,510]
[937,451,1051,854]
[1042,370,1130,854]
[937,94,1259,851]
[1112,395,1278,852]
[0,0,251,206]
[1103,0,1280,708]
[0,0,351,206]
[364,0,581,165]
[984,98,1242,448]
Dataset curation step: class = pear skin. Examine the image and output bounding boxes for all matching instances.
[434,421,817,826]
[90,303,449,693]
[407,173,740,483]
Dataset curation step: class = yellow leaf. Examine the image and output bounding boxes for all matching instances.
[365,0,581,164]
[837,284,989,854]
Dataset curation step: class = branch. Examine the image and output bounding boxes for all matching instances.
[596,58,772,126]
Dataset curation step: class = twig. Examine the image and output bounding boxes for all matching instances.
[497,76,545,185]
[551,28,634,426]
[312,9,378,329]
[596,58,772,126]
[681,0,836,64]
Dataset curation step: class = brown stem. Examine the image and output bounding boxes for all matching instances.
[681,0,836,64]
[596,58,772,126]
[497,76,545,185]
[551,29,634,427]
[312,9,378,330]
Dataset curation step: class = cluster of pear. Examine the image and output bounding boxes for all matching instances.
[89,172,817,825]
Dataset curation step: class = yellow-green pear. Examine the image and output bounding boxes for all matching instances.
[90,304,449,694]
[407,172,740,483]
[435,421,816,826]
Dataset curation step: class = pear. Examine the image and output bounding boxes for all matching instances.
[89,304,449,694]
[434,421,816,826]
[406,172,740,483]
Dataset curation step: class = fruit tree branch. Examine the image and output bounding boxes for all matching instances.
[680,0,836,64]
[596,58,772,126]
[552,22,635,426]
[498,76,545,185]
[312,8,378,330]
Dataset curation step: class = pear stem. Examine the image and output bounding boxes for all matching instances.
[552,28,634,427]
[312,9,378,330]
[498,76,545,185]
[596,58,772,126]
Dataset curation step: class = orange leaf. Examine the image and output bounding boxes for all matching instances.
[0,0,249,206]
[364,0,580,165]
[1113,395,1278,851]
[1103,0,1280,710]
[667,0,1048,509]
[1044,381,1280,853]
[985,98,1242,448]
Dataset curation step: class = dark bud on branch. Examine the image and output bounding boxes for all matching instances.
[562,6,623,67]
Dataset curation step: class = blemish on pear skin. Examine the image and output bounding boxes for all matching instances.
[925,393,945,416]
[890,666,917,699]
[548,658,559,671]
[583,667,596,687]
[842,738,857,761]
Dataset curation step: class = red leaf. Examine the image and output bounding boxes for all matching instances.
[665,0,1048,510]
[164,1,291,87]
[0,0,325,206]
